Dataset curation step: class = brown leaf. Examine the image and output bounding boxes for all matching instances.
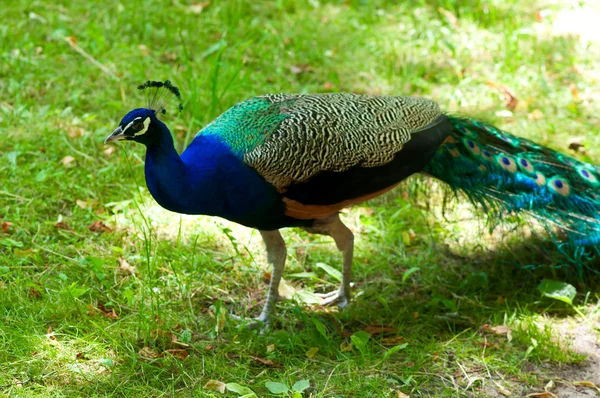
[323,82,335,91]
[249,355,281,367]
[525,393,556,398]
[1,221,13,233]
[289,64,314,74]
[480,324,513,340]
[46,325,56,340]
[570,83,581,101]
[118,258,136,275]
[573,381,600,393]
[103,146,116,157]
[76,352,89,360]
[381,336,405,346]
[262,271,271,283]
[88,220,112,233]
[528,109,543,121]
[29,283,43,298]
[189,1,210,14]
[397,391,410,398]
[485,80,519,110]
[97,302,118,319]
[138,44,150,56]
[438,7,458,27]
[60,155,76,166]
[76,199,88,209]
[163,349,188,360]
[54,221,73,231]
[363,325,397,335]
[138,347,160,360]
[204,379,227,393]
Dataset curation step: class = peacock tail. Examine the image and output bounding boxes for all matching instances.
[422,117,600,248]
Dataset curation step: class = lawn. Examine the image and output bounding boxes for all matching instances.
[2,0,600,396]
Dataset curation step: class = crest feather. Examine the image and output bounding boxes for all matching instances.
[137,80,183,115]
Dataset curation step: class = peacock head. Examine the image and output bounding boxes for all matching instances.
[105,80,183,145]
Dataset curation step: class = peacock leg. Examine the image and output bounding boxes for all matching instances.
[306,214,354,308]
[242,229,286,330]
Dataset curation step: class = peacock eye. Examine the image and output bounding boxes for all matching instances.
[132,122,144,131]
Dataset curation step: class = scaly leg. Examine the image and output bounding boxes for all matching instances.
[242,230,286,330]
[304,214,354,308]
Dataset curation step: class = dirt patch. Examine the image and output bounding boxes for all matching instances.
[550,318,600,397]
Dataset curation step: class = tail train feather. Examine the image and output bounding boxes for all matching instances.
[422,116,600,249]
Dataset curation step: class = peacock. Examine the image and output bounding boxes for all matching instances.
[105,80,600,328]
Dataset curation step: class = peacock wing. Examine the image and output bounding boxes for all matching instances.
[243,93,443,190]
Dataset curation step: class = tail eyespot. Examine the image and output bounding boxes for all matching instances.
[548,176,570,196]
[517,157,535,173]
[462,138,481,156]
[577,167,599,185]
[497,155,517,173]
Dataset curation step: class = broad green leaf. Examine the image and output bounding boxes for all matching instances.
[537,279,576,305]
[265,381,289,394]
[311,318,328,339]
[382,343,408,361]
[292,379,310,392]
[226,383,257,397]
[315,263,342,282]
[401,267,420,284]
[351,331,371,357]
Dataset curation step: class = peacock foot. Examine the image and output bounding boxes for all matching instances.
[315,286,351,308]
[230,312,270,331]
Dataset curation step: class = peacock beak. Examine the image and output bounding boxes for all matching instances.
[104,126,126,144]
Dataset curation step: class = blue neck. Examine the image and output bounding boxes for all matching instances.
[144,121,225,216]
[142,121,293,229]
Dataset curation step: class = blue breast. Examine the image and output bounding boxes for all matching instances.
[145,133,303,230]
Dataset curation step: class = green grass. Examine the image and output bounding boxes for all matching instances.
[2,0,600,396]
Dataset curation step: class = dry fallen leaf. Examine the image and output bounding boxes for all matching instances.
[249,355,280,367]
[486,80,519,110]
[381,336,405,346]
[266,344,275,353]
[90,302,118,319]
[76,199,88,209]
[438,7,458,27]
[88,220,112,233]
[118,258,136,275]
[363,325,397,335]
[1,221,13,233]
[54,221,73,231]
[138,347,160,360]
[323,81,335,91]
[204,379,226,393]
[189,1,210,14]
[573,381,600,393]
[525,393,556,398]
[528,109,544,121]
[163,349,188,360]
[46,325,56,341]
[60,155,76,166]
[570,83,581,101]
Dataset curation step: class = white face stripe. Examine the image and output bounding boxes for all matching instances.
[122,116,150,137]
[122,117,142,135]
[134,117,151,137]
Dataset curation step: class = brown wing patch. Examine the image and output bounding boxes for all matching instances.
[283,182,400,220]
